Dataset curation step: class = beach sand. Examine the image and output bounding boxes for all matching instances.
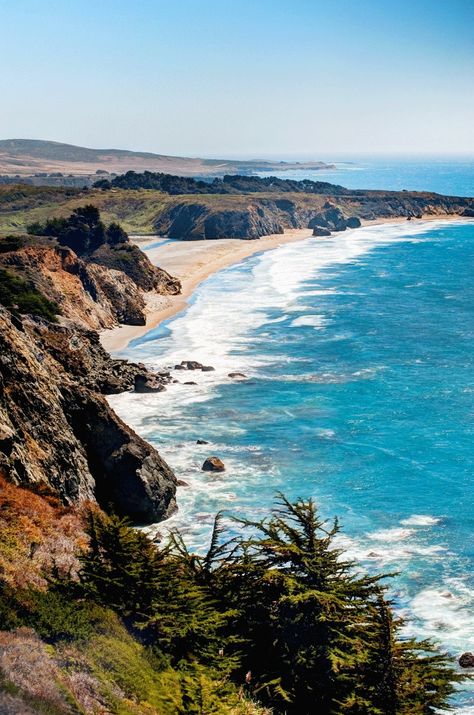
[100,228,315,352]
[100,216,460,353]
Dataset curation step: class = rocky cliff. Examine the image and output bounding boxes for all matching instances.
[153,191,474,239]
[0,307,176,524]
[0,238,180,329]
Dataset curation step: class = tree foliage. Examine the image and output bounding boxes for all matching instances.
[76,496,464,714]
[93,169,348,195]
[27,204,129,255]
[0,488,465,714]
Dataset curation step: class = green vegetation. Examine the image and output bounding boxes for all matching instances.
[0,268,60,321]
[0,482,464,714]
[94,170,346,195]
[27,204,129,255]
[0,235,25,253]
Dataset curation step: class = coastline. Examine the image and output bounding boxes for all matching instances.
[100,215,461,353]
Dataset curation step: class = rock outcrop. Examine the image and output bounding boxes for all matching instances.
[153,190,474,241]
[0,307,176,524]
[310,206,362,234]
[175,360,215,372]
[0,239,181,330]
[202,457,225,472]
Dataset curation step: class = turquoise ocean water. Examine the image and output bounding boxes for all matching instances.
[110,161,474,710]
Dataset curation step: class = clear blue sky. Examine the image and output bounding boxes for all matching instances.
[1,0,473,157]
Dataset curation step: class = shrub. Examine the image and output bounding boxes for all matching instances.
[0,269,60,321]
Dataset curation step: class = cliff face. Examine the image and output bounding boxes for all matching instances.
[0,307,176,524]
[0,241,180,329]
[153,191,474,240]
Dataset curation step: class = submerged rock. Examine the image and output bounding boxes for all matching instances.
[228,372,247,378]
[197,439,209,444]
[202,456,225,472]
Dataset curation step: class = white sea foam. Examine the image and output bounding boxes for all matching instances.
[406,578,474,653]
[368,527,416,542]
[400,514,441,526]
[291,314,326,329]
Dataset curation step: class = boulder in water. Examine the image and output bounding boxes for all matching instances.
[459,652,474,668]
[202,456,225,472]
[134,374,166,393]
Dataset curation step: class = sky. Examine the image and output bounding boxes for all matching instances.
[1,0,473,158]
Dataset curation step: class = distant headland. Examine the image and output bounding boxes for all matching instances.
[0,138,335,185]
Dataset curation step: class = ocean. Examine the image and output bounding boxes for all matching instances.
[109,160,474,711]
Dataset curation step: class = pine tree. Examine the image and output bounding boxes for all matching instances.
[211,495,384,714]
[211,495,463,715]
[79,509,163,618]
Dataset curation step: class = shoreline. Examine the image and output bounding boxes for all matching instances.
[100,215,462,353]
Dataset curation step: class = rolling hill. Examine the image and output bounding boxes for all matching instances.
[0,139,334,178]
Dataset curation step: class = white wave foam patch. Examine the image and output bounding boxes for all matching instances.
[406,578,474,654]
[401,514,441,526]
[368,527,416,542]
[291,314,326,329]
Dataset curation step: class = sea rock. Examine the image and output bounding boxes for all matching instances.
[312,227,331,237]
[134,374,166,393]
[177,479,189,487]
[228,372,247,378]
[202,456,225,472]
[197,439,209,444]
[458,652,474,668]
[177,360,215,372]
[180,360,204,370]
[184,381,197,385]
[346,216,361,228]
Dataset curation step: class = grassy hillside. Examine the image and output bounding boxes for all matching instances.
[1,183,472,238]
[0,139,333,178]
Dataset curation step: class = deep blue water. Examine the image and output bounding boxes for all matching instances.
[110,164,474,710]
[258,157,474,197]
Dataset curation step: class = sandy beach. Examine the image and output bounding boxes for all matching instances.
[99,216,461,353]
[100,228,316,352]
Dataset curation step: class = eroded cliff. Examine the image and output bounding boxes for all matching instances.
[0,238,180,329]
[153,191,474,239]
[0,307,176,523]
